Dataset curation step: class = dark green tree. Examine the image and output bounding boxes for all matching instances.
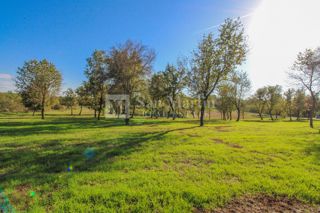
[16,59,62,119]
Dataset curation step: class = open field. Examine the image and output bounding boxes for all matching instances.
[0,114,320,212]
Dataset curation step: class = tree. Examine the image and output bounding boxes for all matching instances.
[251,87,268,120]
[230,70,251,121]
[0,92,25,112]
[284,88,295,121]
[61,88,77,115]
[162,63,186,120]
[289,48,320,128]
[16,59,62,119]
[149,73,166,118]
[215,83,234,120]
[107,40,155,119]
[75,84,91,116]
[188,18,247,126]
[293,89,306,120]
[84,50,109,120]
[265,85,282,120]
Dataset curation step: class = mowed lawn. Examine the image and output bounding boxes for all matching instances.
[0,114,320,212]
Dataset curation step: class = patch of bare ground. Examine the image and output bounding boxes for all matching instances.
[212,139,243,149]
[214,126,232,132]
[209,195,320,213]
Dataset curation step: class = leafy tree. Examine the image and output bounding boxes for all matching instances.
[289,48,320,128]
[293,89,306,120]
[215,83,234,120]
[61,88,77,115]
[16,59,62,119]
[230,70,251,121]
[75,84,91,116]
[284,88,295,121]
[0,92,25,112]
[107,40,155,119]
[251,87,268,120]
[84,50,109,120]
[162,63,187,120]
[265,85,282,120]
[188,18,247,126]
[149,73,166,118]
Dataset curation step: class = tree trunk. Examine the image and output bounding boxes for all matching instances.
[131,104,136,118]
[32,108,36,116]
[94,109,97,118]
[258,112,263,120]
[236,108,240,121]
[309,110,314,128]
[229,111,232,120]
[309,94,316,128]
[97,93,104,120]
[41,96,45,119]
[71,106,73,116]
[269,111,273,120]
[199,99,206,126]
[79,105,83,116]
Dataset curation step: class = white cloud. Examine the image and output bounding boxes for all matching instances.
[246,0,320,90]
[0,73,13,80]
[0,73,15,92]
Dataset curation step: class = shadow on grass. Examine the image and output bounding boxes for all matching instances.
[0,116,183,137]
[0,125,198,187]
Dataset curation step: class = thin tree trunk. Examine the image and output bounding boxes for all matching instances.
[269,111,273,120]
[309,95,316,128]
[199,99,206,126]
[41,96,45,119]
[97,93,103,120]
[131,104,136,118]
[71,106,73,116]
[79,105,83,116]
[32,108,36,116]
[236,108,240,121]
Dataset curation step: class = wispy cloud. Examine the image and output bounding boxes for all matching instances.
[0,73,15,92]
[195,12,253,35]
[0,73,13,79]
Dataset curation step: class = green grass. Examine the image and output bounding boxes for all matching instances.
[0,114,320,212]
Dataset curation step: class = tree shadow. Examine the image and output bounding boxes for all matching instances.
[0,125,199,187]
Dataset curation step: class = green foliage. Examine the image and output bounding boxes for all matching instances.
[0,92,25,112]
[84,50,109,120]
[289,48,320,128]
[15,59,62,119]
[61,88,77,115]
[188,18,247,126]
[0,114,319,212]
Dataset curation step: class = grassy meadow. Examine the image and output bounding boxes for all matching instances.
[0,113,320,212]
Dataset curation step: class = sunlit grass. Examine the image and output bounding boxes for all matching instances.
[0,114,319,212]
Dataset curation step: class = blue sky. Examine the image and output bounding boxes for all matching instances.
[0,0,259,92]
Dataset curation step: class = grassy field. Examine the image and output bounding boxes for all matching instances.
[0,113,320,212]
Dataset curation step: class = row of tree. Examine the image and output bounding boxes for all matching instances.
[13,18,320,128]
